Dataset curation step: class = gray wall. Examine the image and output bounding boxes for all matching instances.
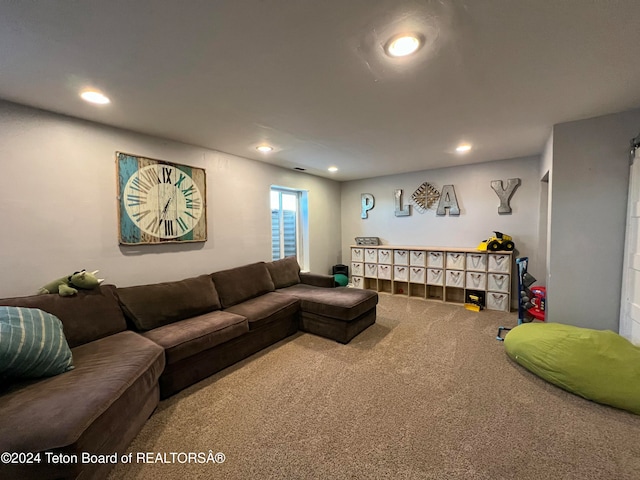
[0,101,342,297]
[548,108,640,330]
[4,97,638,330]
[340,156,544,303]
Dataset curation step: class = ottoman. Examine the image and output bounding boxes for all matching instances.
[276,284,378,343]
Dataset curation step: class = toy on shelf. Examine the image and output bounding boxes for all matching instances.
[355,237,380,246]
[464,293,484,312]
[477,231,515,252]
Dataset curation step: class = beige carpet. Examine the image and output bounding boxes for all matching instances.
[109,293,640,480]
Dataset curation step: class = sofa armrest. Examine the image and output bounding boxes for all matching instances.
[300,272,336,288]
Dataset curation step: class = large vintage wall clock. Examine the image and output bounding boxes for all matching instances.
[117,152,207,244]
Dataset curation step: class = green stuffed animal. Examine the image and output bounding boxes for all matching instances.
[38,270,104,296]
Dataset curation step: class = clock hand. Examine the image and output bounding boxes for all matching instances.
[161,197,173,218]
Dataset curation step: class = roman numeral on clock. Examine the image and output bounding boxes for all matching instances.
[177,217,188,232]
[175,173,186,189]
[185,198,201,210]
[181,185,196,197]
[141,168,161,187]
[162,167,173,184]
[164,220,174,236]
[126,194,147,206]
[131,210,151,221]
[147,216,161,234]
[130,177,151,193]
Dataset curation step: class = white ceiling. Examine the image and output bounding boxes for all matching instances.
[1,1,640,181]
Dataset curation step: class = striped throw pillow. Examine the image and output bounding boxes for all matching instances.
[0,306,74,379]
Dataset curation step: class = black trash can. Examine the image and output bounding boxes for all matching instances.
[332,264,349,287]
[332,264,348,276]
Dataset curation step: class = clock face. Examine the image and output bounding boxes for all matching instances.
[123,164,203,239]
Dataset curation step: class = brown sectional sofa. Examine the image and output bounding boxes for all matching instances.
[0,286,165,480]
[0,257,377,480]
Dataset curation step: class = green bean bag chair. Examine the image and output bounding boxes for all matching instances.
[504,322,640,415]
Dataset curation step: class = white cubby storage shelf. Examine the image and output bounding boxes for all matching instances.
[350,245,513,312]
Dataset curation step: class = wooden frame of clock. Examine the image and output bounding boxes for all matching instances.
[116,152,207,245]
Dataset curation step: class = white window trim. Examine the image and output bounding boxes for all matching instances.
[271,186,308,270]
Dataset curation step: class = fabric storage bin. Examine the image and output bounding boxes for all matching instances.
[394,265,409,281]
[466,272,486,290]
[427,251,444,268]
[410,267,426,283]
[364,248,378,263]
[487,273,509,292]
[466,253,487,272]
[410,250,426,266]
[446,270,465,288]
[488,254,510,273]
[351,248,364,262]
[351,262,364,277]
[394,250,409,265]
[427,268,444,285]
[446,252,465,270]
[487,292,509,311]
[378,249,392,264]
[365,263,378,278]
[378,264,392,280]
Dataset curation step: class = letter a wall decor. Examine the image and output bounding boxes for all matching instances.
[436,185,460,216]
[117,152,207,244]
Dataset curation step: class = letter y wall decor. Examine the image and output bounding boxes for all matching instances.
[491,178,521,214]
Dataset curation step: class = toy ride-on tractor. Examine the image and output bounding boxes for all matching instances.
[477,231,515,252]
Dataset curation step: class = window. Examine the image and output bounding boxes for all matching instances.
[271,187,308,268]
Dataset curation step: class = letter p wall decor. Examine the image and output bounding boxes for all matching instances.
[361,193,375,219]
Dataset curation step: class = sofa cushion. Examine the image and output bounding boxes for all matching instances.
[300,272,335,288]
[117,275,221,331]
[225,292,299,330]
[266,256,301,288]
[0,285,127,348]
[0,330,164,454]
[276,284,378,321]
[0,307,74,380]
[141,311,249,365]
[211,262,275,308]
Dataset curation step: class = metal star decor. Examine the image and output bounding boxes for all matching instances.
[411,182,441,213]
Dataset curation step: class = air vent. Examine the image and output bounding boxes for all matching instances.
[294,167,306,171]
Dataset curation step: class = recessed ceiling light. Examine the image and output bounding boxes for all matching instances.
[385,34,423,57]
[256,145,273,153]
[456,144,472,153]
[328,166,338,173]
[80,90,110,105]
